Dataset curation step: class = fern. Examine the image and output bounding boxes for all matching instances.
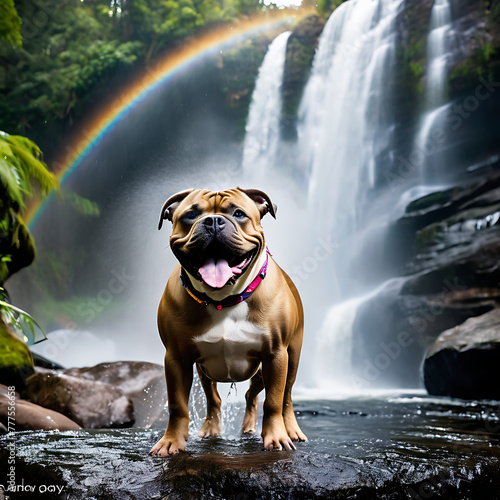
[0,131,58,210]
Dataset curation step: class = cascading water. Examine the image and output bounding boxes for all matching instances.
[298,0,403,240]
[424,0,453,110]
[292,0,403,390]
[415,0,455,180]
[240,1,405,392]
[242,31,292,179]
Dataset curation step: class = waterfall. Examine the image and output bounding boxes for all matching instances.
[298,0,403,245]
[291,0,404,386]
[242,31,291,179]
[316,296,365,394]
[424,0,453,110]
[240,1,406,390]
[415,0,455,179]
[296,0,403,296]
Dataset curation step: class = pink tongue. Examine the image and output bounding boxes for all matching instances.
[198,258,234,289]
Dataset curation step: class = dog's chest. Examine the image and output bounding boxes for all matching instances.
[194,303,267,383]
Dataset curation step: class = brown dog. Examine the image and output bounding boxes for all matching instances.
[150,188,306,456]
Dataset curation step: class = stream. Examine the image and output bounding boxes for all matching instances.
[1,393,499,499]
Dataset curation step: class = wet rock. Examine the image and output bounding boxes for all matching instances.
[1,396,499,499]
[32,352,64,370]
[65,361,167,428]
[283,15,325,131]
[353,172,500,388]
[424,308,500,399]
[24,368,135,429]
[0,384,80,431]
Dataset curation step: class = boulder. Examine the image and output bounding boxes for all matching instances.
[0,384,80,431]
[24,368,135,429]
[65,361,167,428]
[423,308,500,399]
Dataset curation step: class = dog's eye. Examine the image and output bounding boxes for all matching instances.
[233,210,246,219]
[183,211,197,221]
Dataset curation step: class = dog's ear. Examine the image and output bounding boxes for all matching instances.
[237,188,277,220]
[158,189,195,230]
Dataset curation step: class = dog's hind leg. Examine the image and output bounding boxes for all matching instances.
[242,367,264,434]
[196,364,222,438]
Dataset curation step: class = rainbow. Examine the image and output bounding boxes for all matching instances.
[26,9,310,228]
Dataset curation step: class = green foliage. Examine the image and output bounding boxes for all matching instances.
[310,0,348,18]
[0,131,58,283]
[0,131,57,210]
[0,0,146,134]
[0,288,46,345]
[63,190,100,217]
[0,0,263,137]
[409,61,423,79]
[0,0,22,48]
[450,40,500,95]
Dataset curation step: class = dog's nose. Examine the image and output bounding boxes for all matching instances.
[203,216,226,231]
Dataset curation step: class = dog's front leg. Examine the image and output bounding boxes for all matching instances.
[150,352,193,456]
[261,349,296,451]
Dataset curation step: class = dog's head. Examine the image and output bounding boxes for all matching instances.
[158,188,276,291]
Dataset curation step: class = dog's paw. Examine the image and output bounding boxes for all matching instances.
[263,432,296,451]
[149,433,186,457]
[262,421,296,451]
[197,417,220,438]
[284,419,308,442]
[286,426,307,442]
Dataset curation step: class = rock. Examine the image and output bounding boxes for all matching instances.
[65,361,167,428]
[423,308,500,399]
[351,278,494,388]
[24,368,135,429]
[0,384,80,431]
[282,15,325,132]
[32,352,64,370]
[0,320,35,391]
[352,171,500,389]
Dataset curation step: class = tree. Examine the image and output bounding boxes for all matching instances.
[0,0,22,48]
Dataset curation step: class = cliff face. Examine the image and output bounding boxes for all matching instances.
[282,15,326,140]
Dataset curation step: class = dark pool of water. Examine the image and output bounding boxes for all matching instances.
[1,394,500,499]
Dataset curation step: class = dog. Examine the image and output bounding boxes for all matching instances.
[150,188,306,456]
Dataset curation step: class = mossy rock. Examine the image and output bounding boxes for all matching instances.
[0,319,35,391]
[0,217,36,283]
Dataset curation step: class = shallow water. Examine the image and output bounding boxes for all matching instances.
[1,394,500,499]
